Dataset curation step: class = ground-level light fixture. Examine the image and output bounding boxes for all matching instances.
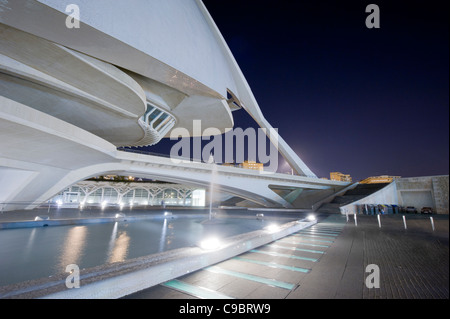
[265,224,280,234]
[306,214,316,222]
[199,237,222,251]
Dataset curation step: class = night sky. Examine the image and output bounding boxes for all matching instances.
[150,0,449,181]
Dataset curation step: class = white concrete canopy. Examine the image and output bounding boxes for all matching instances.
[0,0,316,176]
[0,1,344,211]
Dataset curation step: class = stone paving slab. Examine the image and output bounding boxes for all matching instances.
[127,284,196,299]
[287,223,350,299]
[215,259,308,285]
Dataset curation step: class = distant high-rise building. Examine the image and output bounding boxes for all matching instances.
[222,162,236,167]
[359,175,400,184]
[240,160,264,171]
[330,172,352,182]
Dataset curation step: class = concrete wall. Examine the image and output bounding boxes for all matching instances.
[396,175,449,214]
[340,175,449,215]
[340,182,398,214]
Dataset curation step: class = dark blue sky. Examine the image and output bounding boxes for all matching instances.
[151,0,449,181]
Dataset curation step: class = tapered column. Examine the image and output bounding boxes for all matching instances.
[254,113,317,178]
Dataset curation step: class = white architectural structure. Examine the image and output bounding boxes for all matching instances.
[0,1,349,211]
[51,180,206,207]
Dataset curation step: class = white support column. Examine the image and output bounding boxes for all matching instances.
[196,0,317,178]
[155,115,170,131]
[150,111,164,128]
[144,106,157,123]
[116,189,120,204]
[159,119,175,137]
[256,116,317,178]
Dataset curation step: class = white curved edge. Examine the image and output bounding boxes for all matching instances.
[195,0,317,178]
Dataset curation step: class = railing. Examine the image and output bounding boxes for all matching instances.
[117,147,197,163]
[116,147,337,187]
[0,201,65,213]
[127,102,176,147]
[116,148,339,194]
[117,147,305,176]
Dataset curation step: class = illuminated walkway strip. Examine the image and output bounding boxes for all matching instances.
[297,231,340,236]
[291,236,334,243]
[249,249,318,262]
[205,266,295,290]
[312,225,344,228]
[268,243,325,254]
[297,232,338,238]
[162,279,234,299]
[308,231,341,236]
[276,239,330,248]
[234,256,311,273]
[311,227,343,232]
[311,230,342,233]
[293,234,337,240]
[300,228,341,233]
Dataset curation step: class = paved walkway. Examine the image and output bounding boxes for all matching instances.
[125,214,449,299]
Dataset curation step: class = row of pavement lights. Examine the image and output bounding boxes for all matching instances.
[124,220,346,299]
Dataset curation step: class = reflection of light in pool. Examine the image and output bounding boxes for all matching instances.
[108,232,130,263]
[0,210,303,286]
[166,222,174,246]
[59,226,87,269]
[159,219,168,252]
[107,222,118,257]
[107,222,130,262]
[23,228,37,259]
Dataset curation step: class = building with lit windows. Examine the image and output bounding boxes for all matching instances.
[359,175,401,184]
[239,161,264,172]
[330,172,353,183]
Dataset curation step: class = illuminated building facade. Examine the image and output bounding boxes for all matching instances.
[330,172,353,183]
[359,175,401,184]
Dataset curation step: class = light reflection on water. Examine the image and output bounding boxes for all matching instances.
[59,226,88,270]
[108,231,130,263]
[0,214,294,287]
[106,222,131,263]
[158,219,168,253]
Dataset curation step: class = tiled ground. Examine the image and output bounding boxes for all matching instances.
[125,217,345,299]
[125,214,449,299]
